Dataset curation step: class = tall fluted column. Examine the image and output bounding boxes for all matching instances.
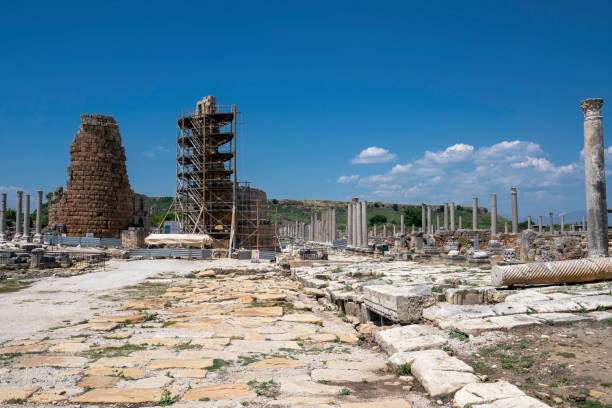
[436,215,440,232]
[15,190,23,240]
[458,215,462,229]
[332,208,337,242]
[347,205,352,246]
[352,202,358,246]
[0,193,6,240]
[421,203,426,233]
[310,214,315,241]
[561,215,565,235]
[23,194,31,240]
[472,197,478,230]
[35,190,43,240]
[450,202,455,231]
[427,205,432,234]
[355,202,362,247]
[582,216,586,232]
[581,98,608,256]
[400,214,405,235]
[539,216,543,233]
[361,201,368,247]
[549,213,554,235]
[443,203,449,230]
[527,216,532,230]
[511,187,518,233]
[491,193,497,237]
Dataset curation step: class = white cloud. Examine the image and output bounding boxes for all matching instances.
[338,139,589,214]
[420,143,474,164]
[337,175,359,183]
[351,146,398,164]
[390,163,413,174]
[143,145,170,157]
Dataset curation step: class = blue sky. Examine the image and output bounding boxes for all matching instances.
[1,1,612,220]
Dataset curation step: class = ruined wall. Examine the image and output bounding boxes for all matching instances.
[431,230,588,262]
[48,114,134,238]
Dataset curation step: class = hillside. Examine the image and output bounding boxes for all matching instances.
[267,199,510,230]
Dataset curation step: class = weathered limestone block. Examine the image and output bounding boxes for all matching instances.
[422,304,495,328]
[375,324,447,354]
[453,382,549,408]
[390,350,478,397]
[445,287,486,305]
[363,284,434,323]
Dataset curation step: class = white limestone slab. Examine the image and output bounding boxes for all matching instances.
[375,325,447,354]
[453,381,525,407]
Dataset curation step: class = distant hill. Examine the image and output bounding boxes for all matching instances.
[267,199,510,230]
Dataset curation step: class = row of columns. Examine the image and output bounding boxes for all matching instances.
[347,198,368,248]
[0,190,44,242]
[312,208,336,244]
[280,220,309,241]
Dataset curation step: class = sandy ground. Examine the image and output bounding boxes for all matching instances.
[0,259,222,343]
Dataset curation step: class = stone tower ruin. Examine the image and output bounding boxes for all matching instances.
[48,114,135,238]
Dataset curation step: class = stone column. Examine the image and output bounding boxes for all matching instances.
[436,215,440,232]
[23,194,31,241]
[383,224,387,237]
[0,193,6,240]
[332,208,337,242]
[15,190,23,240]
[539,216,543,233]
[421,203,426,233]
[393,224,396,236]
[527,216,532,230]
[427,206,432,234]
[450,202,456,231]
[361,201,368,246]
[35,190,43,240]
[411,224,414,233]
[504,221,508,234]
[352,202,358,246]
[491,193,497,237]
[472,197,478,230]
[549,213,554,235]
[511,187,518,233]
[373,224,377,237]
[581,98,608,256]
[561,215,565,235]
[355,203,362,247]
[346,205,352,246]
[400,214,405,235]
[582,216,586,232]
[310,214,315,241]
[458,215,463,229]
[444,203,449,230]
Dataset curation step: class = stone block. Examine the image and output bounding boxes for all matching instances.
[375,325,447,355]
[422,304,495,328]
[453,381,526,407]
[445,287,486,305]
[363,284,435,323]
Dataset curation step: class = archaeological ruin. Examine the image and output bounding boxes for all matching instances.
[48,114,148,238]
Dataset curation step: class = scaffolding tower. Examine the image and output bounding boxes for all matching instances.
[176,96,239,250]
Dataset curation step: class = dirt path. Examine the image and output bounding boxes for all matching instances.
[0,260,204,343]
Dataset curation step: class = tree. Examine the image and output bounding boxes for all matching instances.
[392,203,399,211]
[373,202,380,208]
[271,199,278,204]
[404,206,421,227]
[369,214,387,226]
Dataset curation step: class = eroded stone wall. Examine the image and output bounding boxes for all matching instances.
[48,114,134,238]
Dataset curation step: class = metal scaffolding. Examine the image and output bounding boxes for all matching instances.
[176,96,239,250]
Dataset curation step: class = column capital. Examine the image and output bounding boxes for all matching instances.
[580,98,604,119]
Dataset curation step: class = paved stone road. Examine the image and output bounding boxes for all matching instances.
[0,260,436,407]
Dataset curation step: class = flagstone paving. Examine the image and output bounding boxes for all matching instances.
[0,260,441,407]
